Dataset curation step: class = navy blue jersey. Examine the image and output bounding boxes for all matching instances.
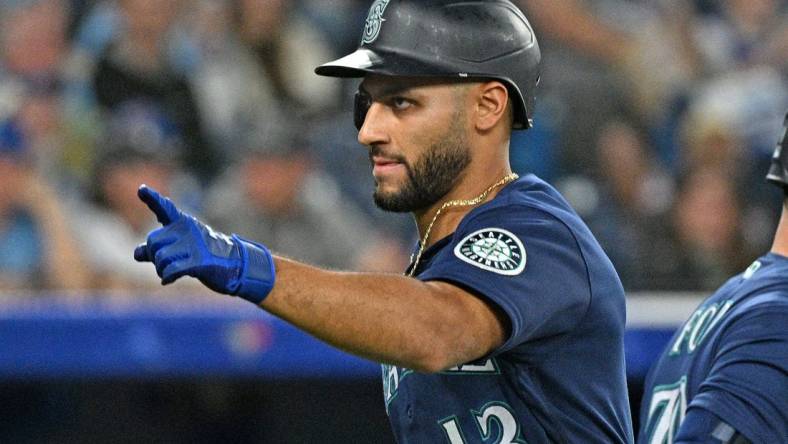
[638,253,788,444]
[385,175,633,443]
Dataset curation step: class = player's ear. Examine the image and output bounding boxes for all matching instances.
[473,81,510,132]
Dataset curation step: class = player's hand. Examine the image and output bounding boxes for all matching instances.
[133,185,275,304]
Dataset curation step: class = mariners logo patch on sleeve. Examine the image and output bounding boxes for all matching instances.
[454,228,526,275]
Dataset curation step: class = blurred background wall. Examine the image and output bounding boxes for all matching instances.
[0,0,785,442]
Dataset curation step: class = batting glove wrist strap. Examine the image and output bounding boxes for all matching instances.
[232,235,275,304]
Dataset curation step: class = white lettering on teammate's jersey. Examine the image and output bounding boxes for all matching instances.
[669,299,734,356]
[644,377,688,444]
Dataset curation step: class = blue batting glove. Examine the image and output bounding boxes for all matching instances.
[133,185,275,304]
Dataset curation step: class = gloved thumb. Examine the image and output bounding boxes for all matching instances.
[134,243,151,262]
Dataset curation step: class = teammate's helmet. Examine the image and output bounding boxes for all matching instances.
[766,113,788,194]
[315,0,541,130]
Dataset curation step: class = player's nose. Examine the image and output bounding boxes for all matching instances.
[358,102,391,147]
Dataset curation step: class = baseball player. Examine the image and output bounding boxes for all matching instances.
[638,115,788,444]
[135,1,633,442]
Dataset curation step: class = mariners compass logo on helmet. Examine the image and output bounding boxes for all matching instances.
[361,0,391,44]
[454,228,526,275]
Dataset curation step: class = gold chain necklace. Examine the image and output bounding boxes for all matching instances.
[407,173,519,277]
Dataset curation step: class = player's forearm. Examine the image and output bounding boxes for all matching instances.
[260,256,502,372]
[131,186,503,371]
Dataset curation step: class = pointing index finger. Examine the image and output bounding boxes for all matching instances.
[138,184,180,226]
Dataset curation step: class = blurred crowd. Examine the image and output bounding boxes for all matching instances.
[0,0,785,294]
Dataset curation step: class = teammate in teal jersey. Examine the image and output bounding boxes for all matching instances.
[638,114,788,444]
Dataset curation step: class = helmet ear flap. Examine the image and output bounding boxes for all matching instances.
[354,91,372,130]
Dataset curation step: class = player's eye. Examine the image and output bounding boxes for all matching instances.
[390,97,412,110]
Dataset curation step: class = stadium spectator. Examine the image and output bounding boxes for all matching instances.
[90,0,221,182]
[581,119,675,291]
[0,118,89,291]
[666,166,753,291]
[231,0,340,113]
[0,0,97,189]
[184,0,286,153]
[68,103,202,291]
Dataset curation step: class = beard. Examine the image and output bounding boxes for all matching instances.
[372,116,471,213]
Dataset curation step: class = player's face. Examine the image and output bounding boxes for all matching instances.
[357,76,471,212]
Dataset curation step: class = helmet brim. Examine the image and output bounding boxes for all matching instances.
[315,49,381,77]
[315,48,463,78]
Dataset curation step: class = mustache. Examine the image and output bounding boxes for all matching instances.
[368,145,407,164]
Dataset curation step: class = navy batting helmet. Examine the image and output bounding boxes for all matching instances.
[766,113,788,193]
[314,0,541,131]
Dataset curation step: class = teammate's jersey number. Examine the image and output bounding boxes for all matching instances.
[644,377,687,444]
[440,402,526,444]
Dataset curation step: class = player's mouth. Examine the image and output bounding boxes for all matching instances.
[372,156,406,177]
